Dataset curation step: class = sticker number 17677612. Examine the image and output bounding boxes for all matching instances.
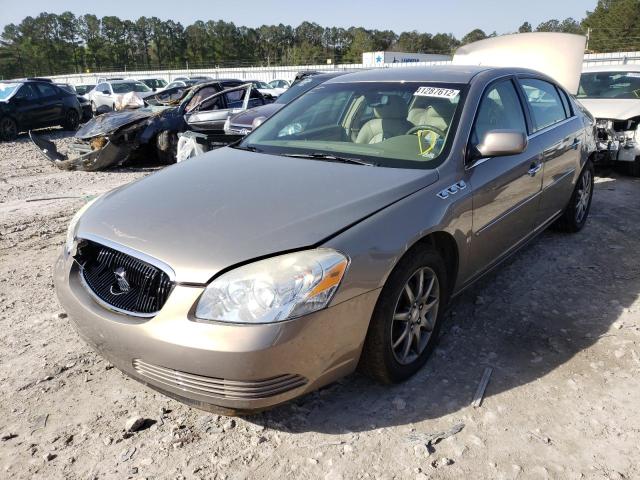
[414,87,460,98]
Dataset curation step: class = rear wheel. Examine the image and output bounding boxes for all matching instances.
[552,161,594,233]
[62,109,80,130]
[359,246,448,384]
[0,116,18,141]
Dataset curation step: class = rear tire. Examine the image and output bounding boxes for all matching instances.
[358,246,448,384]
[552,161,594,233]
[62,109,80,131]
[0,116,18,141]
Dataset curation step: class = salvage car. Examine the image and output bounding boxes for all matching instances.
[87,79,153,113]
[247,79,282,98]
[54,34,596,413]
[75,84,95,96]
[0,78,81,140]
[225,71,349,136]
[31,80,257,169]
[577,65,640,176]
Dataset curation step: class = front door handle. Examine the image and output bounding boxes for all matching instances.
[528,162,542,177]
[571,138,582,150]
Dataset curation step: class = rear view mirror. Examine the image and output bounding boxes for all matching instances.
[476,130,527,158]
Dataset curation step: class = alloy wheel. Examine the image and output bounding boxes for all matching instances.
[575,168,592,224]
[390,267,440,365]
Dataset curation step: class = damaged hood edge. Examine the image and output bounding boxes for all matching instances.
[75,108,170,139]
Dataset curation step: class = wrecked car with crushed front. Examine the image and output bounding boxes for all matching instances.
[30,80,265,170]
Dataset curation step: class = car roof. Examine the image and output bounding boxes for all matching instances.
[582,64,640,73]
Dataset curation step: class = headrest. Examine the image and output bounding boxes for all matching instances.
[374,95,408,119]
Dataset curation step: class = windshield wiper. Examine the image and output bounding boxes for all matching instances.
[232,144,262,153]
[283,152,376,166]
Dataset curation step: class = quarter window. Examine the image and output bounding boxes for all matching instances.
[518,78,567,132]
[472,79,527,147]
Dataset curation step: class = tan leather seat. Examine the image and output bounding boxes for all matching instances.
[355,96,412,144]
[408,99,457,132]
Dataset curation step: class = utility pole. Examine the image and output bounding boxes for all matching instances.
[586,28,591,52]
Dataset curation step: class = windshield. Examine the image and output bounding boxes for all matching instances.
[112,82,152,94]
[0,82,21,100]
[274,76,326,104]
[578,71,640,99]
[241,81,463,169]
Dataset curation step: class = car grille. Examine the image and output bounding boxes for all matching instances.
[76,240,173,316]
[133,359,308,400]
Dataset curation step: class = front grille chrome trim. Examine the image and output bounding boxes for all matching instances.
[75,237,174,318]
[133,359,308,400]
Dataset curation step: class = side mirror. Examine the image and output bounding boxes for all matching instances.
[100,90,110,95]
[476,130,527,158]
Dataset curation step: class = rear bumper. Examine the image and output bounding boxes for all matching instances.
[54,252,379,413]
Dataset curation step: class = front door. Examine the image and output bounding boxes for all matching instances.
[468,78,543,277]
[185,84,252,132]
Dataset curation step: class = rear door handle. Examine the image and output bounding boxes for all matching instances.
[528,163,542,177]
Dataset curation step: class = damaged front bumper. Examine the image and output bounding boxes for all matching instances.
[594,118,640,163]
[30,109,166,171]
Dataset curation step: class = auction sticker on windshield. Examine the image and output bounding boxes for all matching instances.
[414,87,459,98]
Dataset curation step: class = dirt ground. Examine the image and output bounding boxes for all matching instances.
[0,129,639,480]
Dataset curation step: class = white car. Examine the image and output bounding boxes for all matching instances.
[88,80,153,113]
[247,80,284,98]
[268,79,290,90]
[577,64,640,176]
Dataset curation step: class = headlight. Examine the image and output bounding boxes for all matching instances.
[65,196,101,254]
[195,249,349,324]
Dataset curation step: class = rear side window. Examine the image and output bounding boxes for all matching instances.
[35,83,58,98]
[518,78,567,132]
[472,79,527,146]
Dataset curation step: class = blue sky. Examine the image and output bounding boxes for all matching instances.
[0,0,596,38]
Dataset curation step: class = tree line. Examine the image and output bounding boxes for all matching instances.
[0,0,637,79]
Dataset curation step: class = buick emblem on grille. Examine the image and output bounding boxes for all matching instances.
[110,267,131,295]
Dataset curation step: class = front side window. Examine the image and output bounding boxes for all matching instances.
[185,86,221,112]
[519,78,567,132]
[578,71,640,99]
[241,81,464,169]
[472,79,527,146]
[96,83,110,94]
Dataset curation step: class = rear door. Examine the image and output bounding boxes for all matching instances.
[34,83,65,123]
[517,77,583,227]
[468,78,544,276]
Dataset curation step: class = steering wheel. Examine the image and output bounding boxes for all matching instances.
[406,125,446,137]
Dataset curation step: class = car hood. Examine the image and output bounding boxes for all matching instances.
[77,147,438,284]
[229,103,284,127]
[578,98,640,121]
[75,107,172,139]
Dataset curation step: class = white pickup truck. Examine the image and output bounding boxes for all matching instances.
[578,65,640,176]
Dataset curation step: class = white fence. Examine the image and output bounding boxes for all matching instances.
[49,51,640,86]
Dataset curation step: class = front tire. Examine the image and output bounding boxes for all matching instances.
[156,130,177,164]
[359,246,448,384]
[552,161,594,233]
[0,116,18,141]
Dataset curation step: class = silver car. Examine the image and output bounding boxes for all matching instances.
[55,65,595,414]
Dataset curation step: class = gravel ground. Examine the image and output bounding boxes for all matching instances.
[0,129,639,480]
